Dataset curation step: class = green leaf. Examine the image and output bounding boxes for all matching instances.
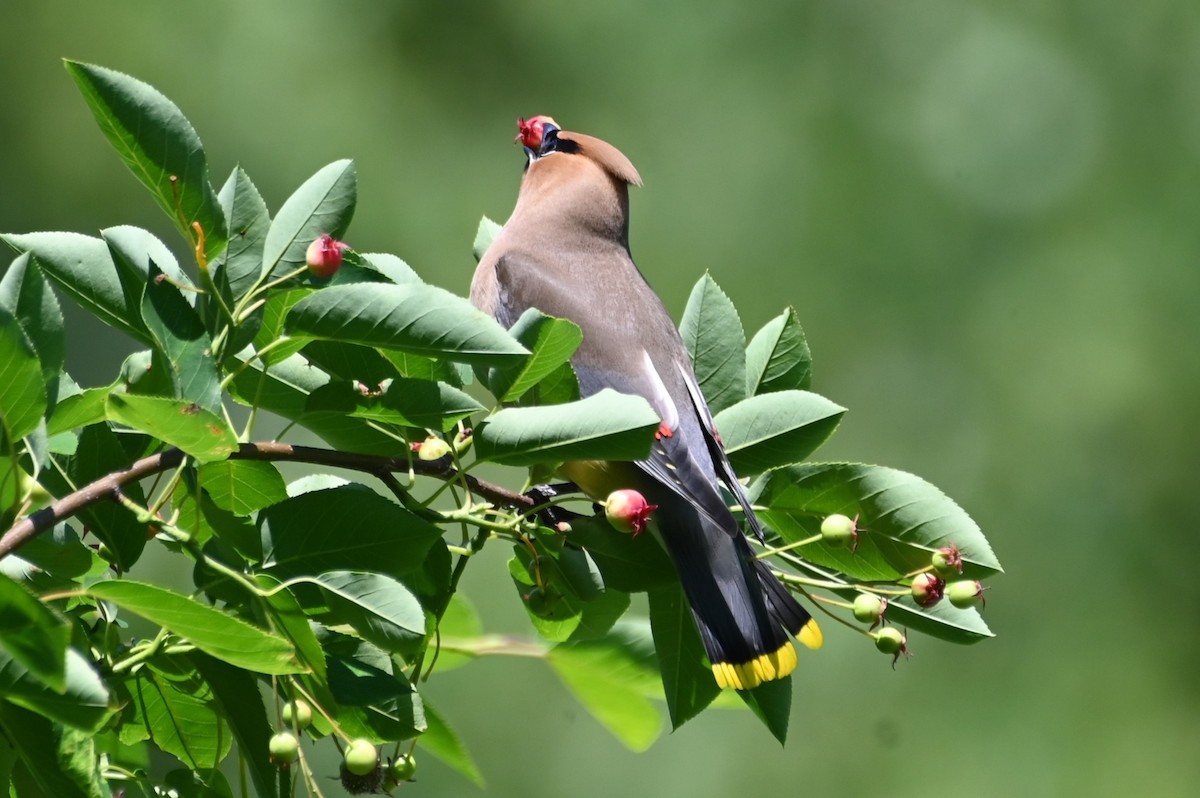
[198,460,287,516]
[565,515,676,593]
[714,390,845,475]
[548,641,663,752]
[65,61,227,263]
[140,261,222,412]
[47,386,110,436]
[51,726,110,798]
[738,677,791,745]
[0,253,65,395]
[37,424,148,569]
[357,252,422,285]
[648,584,720,729]
[105,393,237,463]
[310,570,426,653]
[508,555,582,642]
[1,231,148,341]
[251,288,313,366]
[227,351,404,456]
[0,704,99,798]
[188,653,278,798]
[285,282,528,365]
[755,462,1003,581]
[262,159,356,280]
[87,580,304,674]
[301,340,399,386]
[679,273,746,414]
[0,646,111,732]
[255,574,326,681]
[214,166,271,303]
[745,307,812,394]
[126,661,231,770]
[420,702,484,787]
[307,376,483,432]
[324,642,425,742]
[487,309,584,403]
[0,573,70,692]
[473,216,502,262]
[475,389,659,466]
[0,304,48,441]
[260,485,442,580]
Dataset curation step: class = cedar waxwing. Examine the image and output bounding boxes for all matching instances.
[471,116,822,690]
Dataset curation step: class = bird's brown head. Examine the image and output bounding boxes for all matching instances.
[514,115,641,187]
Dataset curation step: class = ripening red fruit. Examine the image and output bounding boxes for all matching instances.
[946,579,987,609]
[820,513,859,550]
[516,115,559,150]
[910,572,946,608]
[305,233,346,278]
[604,489,658,535]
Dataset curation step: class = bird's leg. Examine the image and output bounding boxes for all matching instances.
[523,482,583,531]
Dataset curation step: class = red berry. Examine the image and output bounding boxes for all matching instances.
[604,489,658,536]
[305,233,346,278]
[910,572,945,608]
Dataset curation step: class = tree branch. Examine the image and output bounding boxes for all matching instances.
[0,442,533,560]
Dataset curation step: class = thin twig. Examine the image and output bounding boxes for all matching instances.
[0,442,533,560]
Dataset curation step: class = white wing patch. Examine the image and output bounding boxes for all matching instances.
[641,349,679,431]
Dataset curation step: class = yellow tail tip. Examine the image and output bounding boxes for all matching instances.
[798,618,823,650]
[710,642,798,691]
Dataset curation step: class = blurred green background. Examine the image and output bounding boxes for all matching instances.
[3,1,1197,796]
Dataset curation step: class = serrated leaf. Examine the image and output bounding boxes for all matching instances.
[65,61,227,262]
[358,252,422,284]
[198,460,287,516]
[508,555,582,642]
[714,390,845,475]
[214,166,271,303]
[47,386,110,435]
[127,662,231,770]
[105,393,237,463]
[2,231,148,341]
[0,646,111,732]
[488,309,584,402]
[310,570,426,653]
[0,573,71,692]
[745,307,812,394]
[259,485,442,580]
[307,376,482,433]
[285,282,528,365]
[262,159,356,280]
[0,253,65,396]
[189,653,278,798]
[0,304,48,441]
[0,704,99,798]
[88,581,303,674]
[755,463,1003,582]
[565,514,676,593]
[738,677,791,745]
[473,216,502,262]
[648,584,720,729]
[325,645,425,742]
[475,389,659,466]
[680,273,746,414]
[141,261,221,412]
[548,641,663,751]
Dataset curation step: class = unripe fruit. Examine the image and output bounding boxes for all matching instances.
[932,544,964,576]
[852,593,886,626]
[413,435,452,461]
[453,427,473,454]
[873,627,905,655]
[343,738,378,776]
[946,579,986,609]
[604,489,658,535]
[282,699,312,730]
[305,234,345,278]
[820,513,858,549]
[268,732,299,766]
[910,572,945,608]
[388,753,417,783]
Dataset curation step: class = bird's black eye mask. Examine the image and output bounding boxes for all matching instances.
[538,127,580,157]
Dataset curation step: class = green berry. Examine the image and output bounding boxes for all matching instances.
[343,738,378,776]
[268,732,299,765]
[852,593,885,625]
[946,579,986,609]
[820,513,858,549]
[282,699,312,730]
[931,544,963,576]
[389,753,417,783]
[414,435,452,461]
[873,627,905,655]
